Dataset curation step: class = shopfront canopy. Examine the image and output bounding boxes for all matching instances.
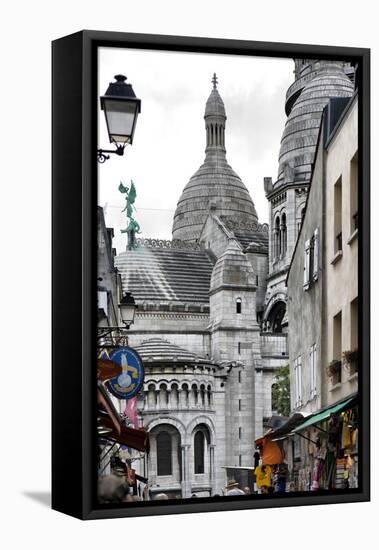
[292,394,358,434]
[97,383,149,452]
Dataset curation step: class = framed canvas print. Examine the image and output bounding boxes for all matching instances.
[52,31,370,519]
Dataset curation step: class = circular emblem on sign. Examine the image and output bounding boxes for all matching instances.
[107,347,144,400]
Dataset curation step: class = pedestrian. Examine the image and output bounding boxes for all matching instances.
[243,486,251,495]
[225,479,245,496]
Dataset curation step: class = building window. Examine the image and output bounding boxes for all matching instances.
[312,228,319,281]
[274,216,280,259]
[331,311,342,385]
[156,431,172,476]
[239,427,242,440]
[239,455,242,467]
[294,356,302,408]
[238,399,242,411]
[310,344,317,398]
[281,212,287,256]
[238,342,241,355]
[194,431,205,474]
[351,297,358,350]
[304,239,311,289]
[238,370,242,383]
[236,298,242,314]
[349,297,358,375]
[304,228,319,289]
[350,151,358,234]
[334,176,342,253]
[268,300,286,333]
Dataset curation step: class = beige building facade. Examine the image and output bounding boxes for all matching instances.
[323,95,358,405]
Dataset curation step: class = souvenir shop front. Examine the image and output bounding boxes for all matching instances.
[255,414,306,493]
[286,393,358,492]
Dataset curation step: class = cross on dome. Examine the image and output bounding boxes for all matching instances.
[212,73,218,89]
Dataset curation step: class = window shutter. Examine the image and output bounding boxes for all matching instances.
[313,228,319,281]
[303,239,310,288]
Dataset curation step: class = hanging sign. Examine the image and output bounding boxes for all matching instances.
[106,346,144,400]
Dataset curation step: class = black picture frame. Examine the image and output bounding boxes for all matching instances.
[52,30,370,520]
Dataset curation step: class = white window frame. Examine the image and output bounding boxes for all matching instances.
[313,228,319,281]
[303,239,311,289]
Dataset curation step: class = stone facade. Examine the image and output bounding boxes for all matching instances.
[287,118,324,416]
[322,95,358,405]
[287,94,358,412]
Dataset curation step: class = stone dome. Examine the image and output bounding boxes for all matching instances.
[172,75,258,243]
[210,238,256,293]
[275,61,354,190]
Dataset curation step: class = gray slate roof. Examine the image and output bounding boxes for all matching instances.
[233,228,269,253]
[134,338,213,364]
[220,216,269,253]
[115,245,214,304]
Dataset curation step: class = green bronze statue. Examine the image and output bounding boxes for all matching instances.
[119,180,141,249]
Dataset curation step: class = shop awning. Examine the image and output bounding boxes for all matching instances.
[292,394,358,434]
[97,383,149,453]
[270,413,305,441]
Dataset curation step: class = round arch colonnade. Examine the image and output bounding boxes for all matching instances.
[145,415,217,498]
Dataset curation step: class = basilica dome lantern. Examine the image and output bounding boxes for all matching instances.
[172,74,258,243]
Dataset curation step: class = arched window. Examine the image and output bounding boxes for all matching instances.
[268,301,286,334]
[194,431,205,474]
[182,383,189,408]
[200,385,206,407]
[236,298,242,314]
[281,213,287,255]
[274,216,280,259]
[207,385,212,407]
[156,431,172,476]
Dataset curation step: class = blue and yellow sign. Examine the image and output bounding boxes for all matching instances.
[106,347,144,400]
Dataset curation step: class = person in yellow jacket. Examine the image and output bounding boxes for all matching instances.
[255,464,272,490]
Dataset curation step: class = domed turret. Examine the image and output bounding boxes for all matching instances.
[210,238,256,293]
[172,74,258,242]
[275,61,354,190]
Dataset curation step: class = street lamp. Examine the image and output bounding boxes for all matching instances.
[118,291,137,329]
[98,74,141,163]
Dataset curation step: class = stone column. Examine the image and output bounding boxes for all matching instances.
[209,444,216,495]
[181,444,191,498]
[155,390,160,410]
[177,388,182,409]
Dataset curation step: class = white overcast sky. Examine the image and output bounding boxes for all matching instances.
[98,47,294,254]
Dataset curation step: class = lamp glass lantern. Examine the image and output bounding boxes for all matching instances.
[100,74,141,147]
[119,292,137,328]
